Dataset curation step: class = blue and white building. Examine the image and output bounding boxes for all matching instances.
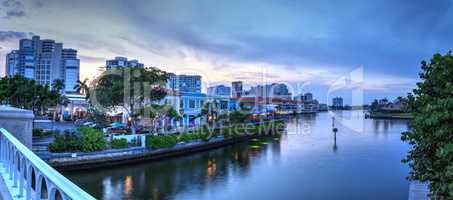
[179,92,206,127]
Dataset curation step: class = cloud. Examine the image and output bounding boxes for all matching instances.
[0,30,33,41]
[1,0,26,19]
[1,0,22,8]
[78,55,106,63]
[2,0,449,100]
[5,10,24,18]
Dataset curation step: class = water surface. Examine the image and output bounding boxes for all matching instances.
[66,111,411,200]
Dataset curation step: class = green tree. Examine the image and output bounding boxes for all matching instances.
[139,104,174,134]
[74,78,90,99]
[402,52,453,200]
[229,110,251,124]
[91,67,168,134]
[51,79,65,93]
[0,75,61,115]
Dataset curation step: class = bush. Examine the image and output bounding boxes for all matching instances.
[32,128,43,137]
[146,135,178,149]
[48,127,107,153]
[48,133,80,153]
[78,127,107,152]
[111,138,128,149]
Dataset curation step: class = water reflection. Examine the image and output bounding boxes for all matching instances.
[66,111,410,200]
[372,119,411,134]
[333,131,338,152]
[66,139,281,200]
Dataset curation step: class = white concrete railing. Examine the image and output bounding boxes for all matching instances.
[0,128,95,200]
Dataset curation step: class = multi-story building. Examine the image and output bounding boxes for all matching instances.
[62,49,80,92]
[5,50,19,76]
[166,73,178,91]
[5,35,80,92]
[178,75,202,93]
[332,97,344,109]
[232,81,243,98]
[179,92,206,127]
[207,85,231,97]
[294,92,313,102]
[249,83,291,99]
[105,56,144,69]
[166,74,202,93]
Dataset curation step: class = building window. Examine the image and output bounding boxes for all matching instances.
[189,99,195,108]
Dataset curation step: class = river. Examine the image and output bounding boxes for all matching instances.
[65,111,411,200]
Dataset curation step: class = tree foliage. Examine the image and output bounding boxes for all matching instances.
[0,75,62,115]
[402,52,453,200]
[91,67,169,133]
[74,78,90,99]
[48,127,107,153]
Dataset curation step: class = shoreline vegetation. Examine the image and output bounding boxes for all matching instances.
[49,120,285,171]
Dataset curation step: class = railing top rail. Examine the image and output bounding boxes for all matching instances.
[0,128,96,200]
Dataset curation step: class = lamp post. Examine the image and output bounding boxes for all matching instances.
[332,117,338,152]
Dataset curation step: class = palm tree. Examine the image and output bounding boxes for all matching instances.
[74,78,90,99]
[52,79,65,93]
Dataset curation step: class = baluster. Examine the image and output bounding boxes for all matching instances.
[62,192,70,200]
[35,172,43,200]
[47,180,55,200]
[0,137,3,165]
[18,155,25,197]
[1,139,5,165]
[26,163,32,200]
[13,150,18,187]
[8,143,13,180]
[0,136,3,163]
[1,138,4,165]
[4,141,9,173]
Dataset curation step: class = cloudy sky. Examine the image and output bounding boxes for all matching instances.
[1,0,452,104]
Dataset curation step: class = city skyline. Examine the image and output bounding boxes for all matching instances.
[1,0,453,104]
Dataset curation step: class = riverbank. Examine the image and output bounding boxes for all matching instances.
[51,134,279,171]
[367,112,414,119]
[50,122,284,171]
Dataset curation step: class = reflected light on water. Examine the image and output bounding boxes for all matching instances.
[207,160,217,178]
[123,176,133,196]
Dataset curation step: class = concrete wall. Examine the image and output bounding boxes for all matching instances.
[0,106,34,148]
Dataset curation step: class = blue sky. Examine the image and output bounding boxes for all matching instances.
[1,0,452,104]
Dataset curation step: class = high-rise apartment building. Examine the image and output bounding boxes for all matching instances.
[165,74,202,93]
[232,81,243,98]
[105,57,144,69]
[5,35,80,92]
[5,50,19,76]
